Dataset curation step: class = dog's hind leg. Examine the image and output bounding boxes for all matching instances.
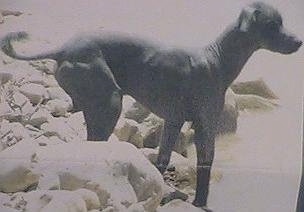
[56,58,122,141]
[83,89,122,141]
[156,121,183,174]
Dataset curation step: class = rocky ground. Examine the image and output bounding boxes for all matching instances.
[0,32,280,212]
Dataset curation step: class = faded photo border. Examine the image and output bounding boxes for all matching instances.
[0,1,303,212]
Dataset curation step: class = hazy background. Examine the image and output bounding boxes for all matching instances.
[1,0,303,211]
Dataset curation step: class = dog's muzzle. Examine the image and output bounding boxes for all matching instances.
[276,29,303,54]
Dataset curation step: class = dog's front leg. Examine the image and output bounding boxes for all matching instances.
[156,121,183,174]
[192,123,216,210]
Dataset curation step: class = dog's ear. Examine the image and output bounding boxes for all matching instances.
[238,6,261,32]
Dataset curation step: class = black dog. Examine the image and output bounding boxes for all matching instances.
[1,2,301,210]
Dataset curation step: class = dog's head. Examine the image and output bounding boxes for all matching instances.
[238,1,302,54]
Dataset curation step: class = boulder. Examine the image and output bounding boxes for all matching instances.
[231,78,278,99]
[0,71,13,85]
[1,189,100,212]
[29,60,57,75]
[19,83,47,105]
[27,107,52,128]
[141,148,196,191]
[66,111,87,140]
[0,120,30,150]
[217,88,239,134]
[114,118,142,148]
[46,99,71,117]
[42,74,59,87]
[235,94,278,112]
[158,199,204,212]
[0,140,165,211]
[124,100,150,123]
[46,87,72,104]
[140,114,164,149]
[40,117,82,142]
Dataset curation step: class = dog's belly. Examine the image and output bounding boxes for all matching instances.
[128,89,191,122]
[122,72,193,123]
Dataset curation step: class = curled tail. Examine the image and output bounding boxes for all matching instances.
[0,31,59,61]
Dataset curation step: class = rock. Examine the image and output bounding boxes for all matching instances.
[114,118,142,147]
[12,91,36,121]
[0,206,18,212]
[46,99,71,117]
[33,135,64,147]
[40,117,81,142]
[46,87,72,104]
[0,140,39,192]
[0,101,14,121]
[25,124,44,139]
[0,90,36,122]
[158,199,203,212]
[141,148,196,191]
[27,107,52,127]
[235,94,278,112]
[66,111,86,140]
[0,140,165,211]
[3,189,99,212]
[19,83,47,105]
[0,120,31,150]
[231,78,278,99]
[0,10,23,17]
[42,74,59,87]
[140,114,164,149]
[160,185,188,206]
[124,100,150,123]
[175,122,194,157]
[0,71,13,85]
[74,188,101,211]
[217,88,239,135]
[26,70,46,85]
[12,91,29,107]
[29,60,57,75]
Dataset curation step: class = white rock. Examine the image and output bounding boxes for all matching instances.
[27,70,46,86]
[114,118,142,147]
[43,74,59,87]
[27,107,52,127]
[0,206,19,212]
[19,83,47,105]
[74,188,101,210]
[40,117,80,142]
[46,87,72,103]
[235,94,278,112]
[0,101,14,121]
[0,141,165,211]
[0,192,10,205]
[139,114,164,149]
[12,91,29,107]
[0,140,39,192]
[46,99,71,117]
[0,121,31,149]
[66,111,86,140]
[141,148,196,191]
[29,60,57,75]
[5,190,97,212]
[0,71,13,85]
[124,99,150,123]
[158,199,203,212]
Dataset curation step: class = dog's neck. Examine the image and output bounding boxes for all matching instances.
[204,23,259,90]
